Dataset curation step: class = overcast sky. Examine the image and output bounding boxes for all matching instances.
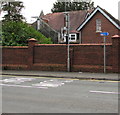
[1,0,120,23]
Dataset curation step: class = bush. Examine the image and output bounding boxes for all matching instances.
[2,21,53,46]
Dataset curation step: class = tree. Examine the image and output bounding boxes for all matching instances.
[51,1,94,13]
[1,1,52,46]
[1,1,25,22]
[2,21,53,46]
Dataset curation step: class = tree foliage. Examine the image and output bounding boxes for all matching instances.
[1,1,52,46]
[1,1,25,22]
[51,1,94,13]
[2,21,53,46]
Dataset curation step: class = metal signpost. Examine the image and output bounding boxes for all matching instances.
[100,32,109,73]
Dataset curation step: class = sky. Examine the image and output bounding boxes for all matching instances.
[0,0,120,23]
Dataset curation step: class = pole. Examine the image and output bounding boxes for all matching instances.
[64,1,70,72]
[67,36,70,72]
[104,36,106,73]
[66,13,70,72]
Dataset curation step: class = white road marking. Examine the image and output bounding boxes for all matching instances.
[0,83,48,89]
[0,77,36,84]
[50,80,54,81]
[89,90,120,94]
[64,80,73,83]
[1,77,74,89]
[32,79,67,88]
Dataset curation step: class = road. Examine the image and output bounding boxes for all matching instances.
[1,75,119,113]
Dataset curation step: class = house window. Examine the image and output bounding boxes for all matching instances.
[69,34,77,42]
[96,19,102,32]
[60,28,77,43]
[61,27,67,42]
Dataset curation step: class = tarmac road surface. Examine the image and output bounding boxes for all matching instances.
[1,75,119,113]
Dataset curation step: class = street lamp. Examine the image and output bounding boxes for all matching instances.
[64,0,91,72]
[64,12,70,72]
[63,0,71,72]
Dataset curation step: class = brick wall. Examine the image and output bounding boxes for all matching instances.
[112,35,120,73]
[34,45,67,64]
[26,43,112,72]
[2,35,120,73]
[70,44,112,72]
[31,44,67,71]
[81,11,119,44]
[2,46,28,70]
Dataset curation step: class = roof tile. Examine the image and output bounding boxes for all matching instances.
[41,10,92,32]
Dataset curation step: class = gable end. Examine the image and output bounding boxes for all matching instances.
[77,6,120,31]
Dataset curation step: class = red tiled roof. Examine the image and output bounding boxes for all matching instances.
[41,10,93,33]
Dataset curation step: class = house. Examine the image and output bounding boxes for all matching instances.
[39,9,93,43]
[32,6,120,44]
[77,6,120,44]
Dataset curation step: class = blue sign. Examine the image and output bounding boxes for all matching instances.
[100,32,109,36]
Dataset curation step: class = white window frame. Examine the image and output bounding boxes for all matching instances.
[69,34,77,42]
[96,19,102,32]
[61,28,77,43]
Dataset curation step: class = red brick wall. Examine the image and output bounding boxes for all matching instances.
[2,46,28,69]
[2,35,120,73]
[32,45,67,71]
[112,35,120,73]
[72,44,112,65]
[0,44,115,72]
[34,45,67,64]
[81,11,119,43]
[70,44,112,72]
[30,44,112,72]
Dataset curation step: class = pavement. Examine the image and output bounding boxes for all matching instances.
[1,70,120,81]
